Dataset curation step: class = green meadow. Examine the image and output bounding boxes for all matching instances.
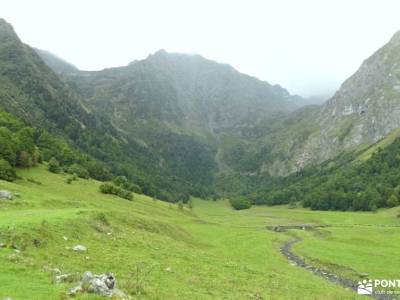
[1,165,399,299]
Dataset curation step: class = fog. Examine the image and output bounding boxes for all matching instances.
[2,0,400,97]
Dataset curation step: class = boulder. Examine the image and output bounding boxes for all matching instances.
[55,273,75,283]
[68,271,130,299]
[73,245,87,252]
[0,190,12,200]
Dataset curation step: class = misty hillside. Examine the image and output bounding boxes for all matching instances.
[42,49,306,131]
[38,47,309,176]
[0,19,216,200]
[35,48,79,74]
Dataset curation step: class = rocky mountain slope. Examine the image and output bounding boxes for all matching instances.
[255,30,400,175]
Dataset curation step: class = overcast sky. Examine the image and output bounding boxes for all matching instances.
[2,0,400,97]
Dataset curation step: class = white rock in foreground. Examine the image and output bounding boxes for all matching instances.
[68,271,130,299]
[0,190,12,200]
[73,245,87,252]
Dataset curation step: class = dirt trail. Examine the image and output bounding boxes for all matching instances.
[280,237,396,300]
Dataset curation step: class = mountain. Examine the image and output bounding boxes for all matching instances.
[40,48,306,175]
[243,30,400,176]
[40,33,400,179]
[9,15,400,202]
[35,48,78,74]
[0,19,216,200]
[5,18,307,200]
[49,49,304,131]
[294,31,400,167]
[0,19,95,133]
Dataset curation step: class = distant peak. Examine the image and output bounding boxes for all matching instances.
[0,18,20,41]
[145,49,170,61]
[390,30,400,44]
[154,49,168,56]
[0,18,15,32]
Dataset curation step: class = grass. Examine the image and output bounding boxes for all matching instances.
[356,128,400,161]
[0,165,398,299]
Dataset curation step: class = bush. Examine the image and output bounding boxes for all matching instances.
[230,197,252,210]
[0,159,16,181]
[387,194,399,207]
[99,182,133,201]
[66,164,89,179]
[113,176,129,188]
[48,157,61,174]
[113,176,142,193]
[176,193,190,203]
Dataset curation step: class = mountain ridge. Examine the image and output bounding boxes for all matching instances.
[4,17,400,201]
[41,46,307,177]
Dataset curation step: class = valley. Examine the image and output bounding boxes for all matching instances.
[1,166,399,299]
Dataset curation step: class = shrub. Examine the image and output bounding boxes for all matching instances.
[48,157,61,174]
[176,193,190,203]
[0,159,16,181]
[230,197,252,210]
[113,176,129,188]
[127,183,142,194]
[99,182,133,201]
[66,164,89,179]
[113,176,142,193]
[17,151,32,168]
[387,194,399,207]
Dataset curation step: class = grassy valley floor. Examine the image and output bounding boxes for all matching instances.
[0,166,399,299]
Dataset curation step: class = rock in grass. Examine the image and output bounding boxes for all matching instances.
[73,245,87,252]
[68,271,130,299]
[55,273,75,283]
[0,190,12,200]
[52,268,62,275]
[3,297,14,300]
